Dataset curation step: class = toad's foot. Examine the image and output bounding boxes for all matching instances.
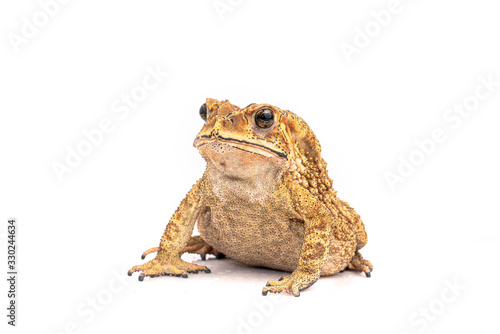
[140,236,225,261]
[262,271,319,297]
[141,247,160,260]
[347,251,373,277]
[128,254,211,281]
[182,235,225,261]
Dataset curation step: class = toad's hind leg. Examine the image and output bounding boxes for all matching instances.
[141,236,224,261]
[182,235,225,260]
[141,247,160,260]
[347,251,373,277]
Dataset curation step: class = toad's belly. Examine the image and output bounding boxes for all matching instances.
[197,206,305,272]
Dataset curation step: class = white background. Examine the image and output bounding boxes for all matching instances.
[1,0,499,333]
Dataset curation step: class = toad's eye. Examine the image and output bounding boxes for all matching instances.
[199,103,208,122]
[255,109,274,129]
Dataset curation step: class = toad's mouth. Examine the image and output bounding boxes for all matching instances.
[194,135,287,159]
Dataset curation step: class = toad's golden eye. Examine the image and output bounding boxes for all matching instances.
[255,109,274,129]
[199,103,208,122]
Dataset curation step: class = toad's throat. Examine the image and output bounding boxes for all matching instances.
[194,135,287,159]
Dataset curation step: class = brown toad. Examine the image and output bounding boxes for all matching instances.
[128,98,372,296]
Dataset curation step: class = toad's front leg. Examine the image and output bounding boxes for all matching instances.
[128,179,210,280]
[262,179,334,297]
